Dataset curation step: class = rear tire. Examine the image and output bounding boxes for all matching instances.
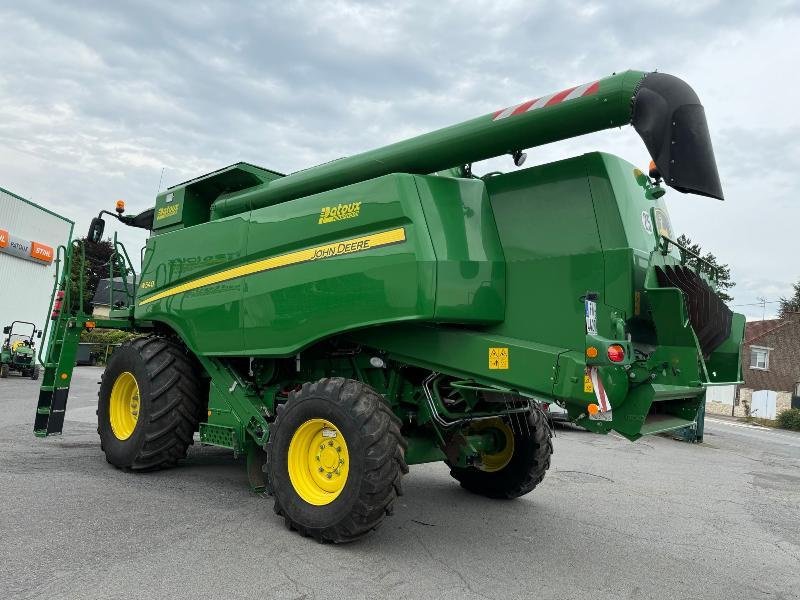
[31,365,39,380]
[97,336,203,471]
[0,364,7,378]
[267,378,408,543]
[449,409,552,499]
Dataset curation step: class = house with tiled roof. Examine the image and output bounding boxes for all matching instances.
[739,312,800,415]
[706,312,800,418]
[707,313,800,418]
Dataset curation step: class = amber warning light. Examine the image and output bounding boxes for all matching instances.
[648,160,661,181]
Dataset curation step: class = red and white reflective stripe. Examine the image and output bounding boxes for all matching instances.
[589,367,610,413]
[492,80,600,121]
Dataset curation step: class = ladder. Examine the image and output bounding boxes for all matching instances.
[34,242,84,437]
[33,317,82,436]
[33,236,138,436]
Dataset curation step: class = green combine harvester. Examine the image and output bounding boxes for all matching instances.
[1,321,42,380]
[34,70,744,542]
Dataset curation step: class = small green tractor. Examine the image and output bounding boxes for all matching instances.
[34,70,744,542]
[1,321,42,380]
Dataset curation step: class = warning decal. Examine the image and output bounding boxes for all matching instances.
[489,347,509,370]
[588,367,612,421]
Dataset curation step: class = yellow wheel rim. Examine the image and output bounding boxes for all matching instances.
[109,371,141,441]
[472,418,515,473]
[288,418,350,506]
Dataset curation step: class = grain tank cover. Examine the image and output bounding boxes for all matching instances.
[632,72,723,200]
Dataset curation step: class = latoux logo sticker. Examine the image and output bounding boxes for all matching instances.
[319,202,361,224]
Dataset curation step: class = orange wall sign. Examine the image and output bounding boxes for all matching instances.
[30,241,54,263]
[0,226,54,265]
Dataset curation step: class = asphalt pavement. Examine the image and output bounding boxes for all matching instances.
[1,367,799,600]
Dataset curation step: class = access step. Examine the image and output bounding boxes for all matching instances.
[33,387,70,436]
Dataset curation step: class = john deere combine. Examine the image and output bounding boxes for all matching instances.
[34,70,744,542]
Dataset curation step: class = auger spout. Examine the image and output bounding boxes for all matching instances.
[210,69,722,220]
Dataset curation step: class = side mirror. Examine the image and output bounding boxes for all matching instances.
[88,217,105,244]
[37,331,43,339]
[2,326,9,334]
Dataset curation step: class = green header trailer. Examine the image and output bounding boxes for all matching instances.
[34,70,743,542]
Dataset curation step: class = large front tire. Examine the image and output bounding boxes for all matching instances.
[449,409,552,499]
[97,336,203,471]
[267,378,408,543]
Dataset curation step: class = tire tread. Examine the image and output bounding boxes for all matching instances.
[449,409,552,499]
[98,335,203,471]
[268,377,407,543]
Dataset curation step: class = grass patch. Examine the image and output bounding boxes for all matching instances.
[743,416,778,428]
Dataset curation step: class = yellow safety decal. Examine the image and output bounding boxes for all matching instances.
[139,227,406,306]
[488,347,509,370]
[583,374,594,393]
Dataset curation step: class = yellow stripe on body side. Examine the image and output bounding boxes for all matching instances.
[138,227,407,306]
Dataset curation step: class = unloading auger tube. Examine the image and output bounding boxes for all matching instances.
[210,69,723,219]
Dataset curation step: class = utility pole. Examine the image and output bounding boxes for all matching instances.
[756,296,766,321]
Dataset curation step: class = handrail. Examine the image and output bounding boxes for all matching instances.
[658,235,719,282]
[37,244,68,365]
[76,240,86,313]
[115,234,138,301]
[108,232,138,311]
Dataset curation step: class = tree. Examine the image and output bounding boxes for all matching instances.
[778,280,800,318]
[69,237,114,314]
[676,234,735,303]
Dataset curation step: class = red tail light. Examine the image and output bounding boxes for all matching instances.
[607,344,625,363]
[51,290,65,320]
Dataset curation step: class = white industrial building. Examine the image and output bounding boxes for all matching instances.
[0,186,73,343]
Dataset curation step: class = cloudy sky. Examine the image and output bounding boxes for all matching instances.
[1,0,798,319]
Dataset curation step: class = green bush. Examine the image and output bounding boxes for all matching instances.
[79,328,141,365]
[776,408,800,431]
[80,328,139,345]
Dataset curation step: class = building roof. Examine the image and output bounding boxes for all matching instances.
[0,185,74,225]
[745,313,800,345]
[745,319,783,344]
